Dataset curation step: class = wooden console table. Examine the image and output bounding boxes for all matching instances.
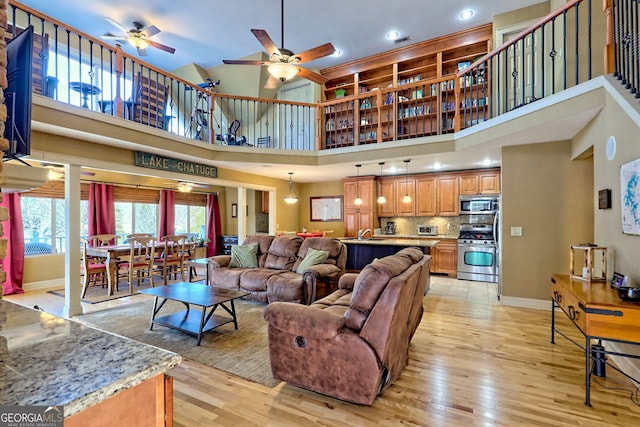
[550,274,640,406]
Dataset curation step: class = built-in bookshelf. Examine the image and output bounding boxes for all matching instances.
[319,24,492,147]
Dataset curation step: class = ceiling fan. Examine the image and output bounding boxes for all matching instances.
[101,18,176,56]
[222,0,335,85]
[163,181,210,193]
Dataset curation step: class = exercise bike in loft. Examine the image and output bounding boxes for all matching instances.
[185,79,219,141]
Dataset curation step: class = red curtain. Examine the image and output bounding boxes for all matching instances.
[88,183,115,239]
[206,194,222,257]
[1,193,25,295]
[158,189,175,238]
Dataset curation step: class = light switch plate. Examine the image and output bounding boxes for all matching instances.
[510,226,523,237]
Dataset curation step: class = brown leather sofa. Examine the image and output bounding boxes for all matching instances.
[263,247,430,405]
[207,235,347,305]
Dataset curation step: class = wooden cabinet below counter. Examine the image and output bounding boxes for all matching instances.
[432,239,458,276]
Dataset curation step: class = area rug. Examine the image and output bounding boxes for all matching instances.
[73,298,281,387]
[48,278,158,304]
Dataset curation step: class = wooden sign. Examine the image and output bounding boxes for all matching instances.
[135,152,217,178]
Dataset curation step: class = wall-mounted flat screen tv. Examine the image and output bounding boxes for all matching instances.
[3,25,33,162]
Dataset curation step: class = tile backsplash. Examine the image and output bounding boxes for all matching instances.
[380,214,495,236]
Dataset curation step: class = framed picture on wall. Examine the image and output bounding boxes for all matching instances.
[310,196,343,222]
[231,203,238,218]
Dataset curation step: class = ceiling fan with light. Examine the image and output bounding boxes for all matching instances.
[223,0,335,85]
[163,181,210,193]
[101,18,176,56]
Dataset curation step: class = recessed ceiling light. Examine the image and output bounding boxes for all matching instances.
[386,31,400,41]
[459,9,474,20]
[332,49,342,57]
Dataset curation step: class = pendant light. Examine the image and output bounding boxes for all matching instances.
[284,172,298,204]
[402,159,411,203]
[354,164,363,206]
[377,162,386,204]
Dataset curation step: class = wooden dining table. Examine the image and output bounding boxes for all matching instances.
[86,241,195,296]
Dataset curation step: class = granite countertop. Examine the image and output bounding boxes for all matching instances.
[0,300,181,418]
[339,237,440,247]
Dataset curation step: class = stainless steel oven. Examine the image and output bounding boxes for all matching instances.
[457,223,498,283]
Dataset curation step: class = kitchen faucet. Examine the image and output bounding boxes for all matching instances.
[357,229,372,240]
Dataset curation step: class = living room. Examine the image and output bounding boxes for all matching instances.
[2,0,640,424]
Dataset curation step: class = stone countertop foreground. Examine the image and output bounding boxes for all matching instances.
[0,300,181,417]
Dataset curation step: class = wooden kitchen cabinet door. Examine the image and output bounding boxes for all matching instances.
[378,179,396,217]
[395,178,416,216]
[416,176,437,216]
[437,175,459,216]
[433,239,458,276]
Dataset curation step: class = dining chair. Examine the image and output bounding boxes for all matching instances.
[117,236,157,293]
[322,230,334,238]
[81,241,107,298]
[88,233,119,246]
[154,235,186,285]
[125,233,153,243]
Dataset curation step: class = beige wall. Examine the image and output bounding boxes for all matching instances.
[576,87,640,279]
[501,141,593,300]
[23,254,65,283]
[299,180,346,237]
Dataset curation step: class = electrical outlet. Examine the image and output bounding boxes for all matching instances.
[511,226,523,237]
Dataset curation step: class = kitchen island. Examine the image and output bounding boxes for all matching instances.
[339,237,439,271]
[0,300,181,426]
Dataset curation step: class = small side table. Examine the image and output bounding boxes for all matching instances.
[186,258,209,283]
[70,82,101,108]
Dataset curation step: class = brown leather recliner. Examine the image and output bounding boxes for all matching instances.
[263,247,431,405]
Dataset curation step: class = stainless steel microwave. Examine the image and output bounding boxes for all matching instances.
[459,195,499,215]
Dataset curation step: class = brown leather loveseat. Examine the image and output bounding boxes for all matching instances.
[207,235,347,305]
[263,247,430,405]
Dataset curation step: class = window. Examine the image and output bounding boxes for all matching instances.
[175,204,206,240]
[22,197,58,256]
[115,202,158,241]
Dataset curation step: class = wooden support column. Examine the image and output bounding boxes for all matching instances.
[603,0,615,74]
[115,44,125,118]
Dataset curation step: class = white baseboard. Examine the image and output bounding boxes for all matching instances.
[500,296,550,310]
[22,279,63,292]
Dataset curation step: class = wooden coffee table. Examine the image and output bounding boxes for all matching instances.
[139,282,249,346]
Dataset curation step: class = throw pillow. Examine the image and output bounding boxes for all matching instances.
[296,247,329,274]
[229,242,259,268]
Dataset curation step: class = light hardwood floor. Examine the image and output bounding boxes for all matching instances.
[6,276,640,426]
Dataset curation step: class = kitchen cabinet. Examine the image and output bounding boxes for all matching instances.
[344,176,378,237]
[66,374,172,427]
[459,169,501,195]
[395,178,416,216]
[377,179,395,217]
[432,239,458,276]
[436,175,459,216]
[416,176,437,216]
[261,191,269,213]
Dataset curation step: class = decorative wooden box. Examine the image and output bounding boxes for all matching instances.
[569,244,607,282]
